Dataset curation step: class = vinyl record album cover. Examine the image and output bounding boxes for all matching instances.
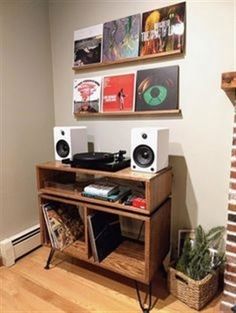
[87,211,123,262]
[102,73,135,112]
[42,203,84,250]
[102,14,141,62]
[73,24,103,67]
[73,77,101,113]
[135,66,179,111]
[140,2,185,56]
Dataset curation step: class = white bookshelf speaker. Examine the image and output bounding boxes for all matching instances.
[131,127,169,173]
[54,126,88,161]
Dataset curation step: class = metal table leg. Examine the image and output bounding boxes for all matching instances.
[135,280,153,313]
[44,247,55,270]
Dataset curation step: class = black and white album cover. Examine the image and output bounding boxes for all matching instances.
[73,24,103,67]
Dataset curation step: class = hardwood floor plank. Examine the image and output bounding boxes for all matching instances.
[0,268,66,312]
[0,247,222,313]
[8,253,138,312]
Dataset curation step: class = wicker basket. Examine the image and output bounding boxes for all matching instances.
[168,267,219,310]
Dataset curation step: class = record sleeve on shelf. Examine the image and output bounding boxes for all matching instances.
[42,203,57,249]
[87,211,123,262]
[135,65,179,111]
[42,203,84,250]
[102,73,135,112]
[140,2,185,57]
[102,14,141,62]
[73,77,102,113]
[73,24,103,67]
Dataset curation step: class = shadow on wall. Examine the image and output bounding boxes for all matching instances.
[169,155,198,258]
[87,140,198,259]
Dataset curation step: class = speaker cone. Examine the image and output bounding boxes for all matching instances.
[133,145,154,168]
[56,140,70,158]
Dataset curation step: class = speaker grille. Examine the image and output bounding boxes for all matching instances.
[56,140,70,158]
[133,145,154,168]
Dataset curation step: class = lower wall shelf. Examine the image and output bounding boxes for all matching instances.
[74,109,182,118]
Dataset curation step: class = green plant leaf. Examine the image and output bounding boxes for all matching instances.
[206,226,225,248]
[175,225,225,281]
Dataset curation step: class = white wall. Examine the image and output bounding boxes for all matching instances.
[0,0,54,240]
[49,0,235,251]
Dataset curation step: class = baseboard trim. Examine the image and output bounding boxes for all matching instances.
[0,225,41,266]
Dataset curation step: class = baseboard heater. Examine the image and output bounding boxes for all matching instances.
[0,224,41,266]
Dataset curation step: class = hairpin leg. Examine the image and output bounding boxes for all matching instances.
[44,247,55,270]
[135,280,153,313]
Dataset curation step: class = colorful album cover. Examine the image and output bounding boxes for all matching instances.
[140,2,185,56]
[73,24,103,67]
[102,73,135,112]
[42,203,84,251]
[73,77,101,113]
[102,14,141,62]
[135,66,179,111]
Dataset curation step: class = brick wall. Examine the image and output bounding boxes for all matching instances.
[221,114,236,312]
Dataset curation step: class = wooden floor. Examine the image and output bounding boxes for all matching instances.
[0,246,222,313]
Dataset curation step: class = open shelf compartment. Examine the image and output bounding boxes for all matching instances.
[85,203,148,283]
[36,161,172,215]
[39,196,88,261]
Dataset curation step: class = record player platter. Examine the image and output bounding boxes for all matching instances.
[74,152,115,163]
[62,150,131,172]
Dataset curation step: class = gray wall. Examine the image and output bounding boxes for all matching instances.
[0,0,235,254]
[49,0,235,250]
[0,0,54,240]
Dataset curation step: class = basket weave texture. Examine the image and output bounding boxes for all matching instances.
[168,267,219,310]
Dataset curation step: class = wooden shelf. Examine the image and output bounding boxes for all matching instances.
[36,162,172,214]
[221,72,236,90]
[36,161,170,182]
[73,49,183,72]
[72,49,183,118]
[63,239,146,282]
[74,109,182,118]
[36,162,172,284]
[39,187,148,215]
[63,240,88,261]
[90,239,146,282]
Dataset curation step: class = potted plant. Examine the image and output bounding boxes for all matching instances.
[168,225,225,310]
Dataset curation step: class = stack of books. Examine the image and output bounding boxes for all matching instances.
[84,182,119,197]
[82,181,131,202]
[87,211,123,262]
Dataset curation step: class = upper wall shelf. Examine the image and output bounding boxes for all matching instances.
[73,49,183,72]
[74,109,182,118]
[221,72,236,90]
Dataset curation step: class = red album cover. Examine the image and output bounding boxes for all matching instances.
[102,73,135,112]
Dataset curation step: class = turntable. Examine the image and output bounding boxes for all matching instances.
[62,150,130,172]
